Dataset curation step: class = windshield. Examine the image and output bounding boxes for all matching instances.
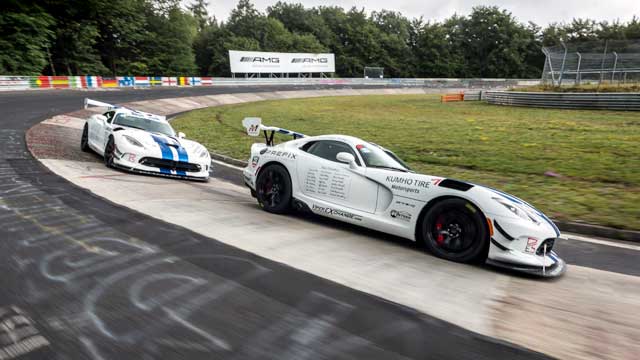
[356,143,411,171]
[112,114,175,136]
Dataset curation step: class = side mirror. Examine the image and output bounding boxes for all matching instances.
[178,132,186,139]
[96,115,107,123]
[336,152,357,169]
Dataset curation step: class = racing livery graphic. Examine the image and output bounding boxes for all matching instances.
[81,98,211,180]
[242,117,566,277]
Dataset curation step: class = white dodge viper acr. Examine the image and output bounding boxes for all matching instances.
[241,118,566,277]
[81,99,211,180]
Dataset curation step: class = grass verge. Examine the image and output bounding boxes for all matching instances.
[173,94,640,231]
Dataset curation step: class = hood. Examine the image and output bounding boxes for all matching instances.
[119,129,208,161]
[475,184,560,237]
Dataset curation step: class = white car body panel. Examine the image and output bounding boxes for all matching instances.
[242,119,566,277]
[83,98,210,180]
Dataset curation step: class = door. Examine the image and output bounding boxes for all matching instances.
[92,111,114,153]
[296,140,379,213]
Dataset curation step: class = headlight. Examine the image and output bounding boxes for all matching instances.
[123,135,144,148]
[198,148,209,159]
[492,197,539,224]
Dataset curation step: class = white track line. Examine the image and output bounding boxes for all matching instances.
[210,158,244,171]
[561,232,640,251]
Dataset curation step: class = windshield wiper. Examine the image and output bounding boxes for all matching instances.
[368,165,408,172]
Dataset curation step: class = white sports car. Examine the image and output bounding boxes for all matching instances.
[242,118,566,277]
[81,98,211,180]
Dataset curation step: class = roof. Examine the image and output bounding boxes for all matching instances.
[112,107,167,123]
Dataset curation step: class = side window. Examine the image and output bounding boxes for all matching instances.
[103,111,115,124]
[305,140,361,166]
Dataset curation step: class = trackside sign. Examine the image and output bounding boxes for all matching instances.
[229,50,335,73]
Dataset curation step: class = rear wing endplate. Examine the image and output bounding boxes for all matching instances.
[242,117,305,146]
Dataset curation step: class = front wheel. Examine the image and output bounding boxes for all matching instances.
[80,124,91,152]
[104,137,116,168]
[421,198,488,263]
[255,164,292,214]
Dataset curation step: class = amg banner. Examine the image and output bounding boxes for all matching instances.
[229,50,335,73]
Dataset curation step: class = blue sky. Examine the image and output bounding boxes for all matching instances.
[206,0,638,26]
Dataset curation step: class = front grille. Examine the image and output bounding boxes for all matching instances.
[139,157,201,172]
[536,238,556,255]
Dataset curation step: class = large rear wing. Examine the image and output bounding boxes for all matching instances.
[242,117,305,146]
[84,98,166,121]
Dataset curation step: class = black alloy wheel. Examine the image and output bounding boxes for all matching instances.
[80,124,90,152]
[421,198,488,263]
[104,137,116,168]
[255,164,292,214]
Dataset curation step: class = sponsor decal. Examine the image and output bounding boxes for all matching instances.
[247,124,260,134]
[394,200,416,208]
[391,184,419,194]
[251,155,260,168]
[525,237,538,253]
[385,176,430,194]
[128,153,136,162]
[390,209,412,222]
[291,58,329,63]
[432,178,444,186]
[263,149,296,160]
[312,204,362,221]
[240,57,280,63]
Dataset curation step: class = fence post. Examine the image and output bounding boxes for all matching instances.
[599,40,609,85]
[576,52,582,85]
[558,41,568,86]
[542,48,556,86]
[611,52,618,82]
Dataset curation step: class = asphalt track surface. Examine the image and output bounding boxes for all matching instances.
[0,86,637,359]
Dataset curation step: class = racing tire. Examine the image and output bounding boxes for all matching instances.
[104,137,116,168]
[420,198,488,263]
[80,124,90,152]
[255,164,292,214]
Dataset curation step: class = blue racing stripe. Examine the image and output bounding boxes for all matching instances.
[151,135,174,175]
[171,137,189,176]
[151,135,174,160]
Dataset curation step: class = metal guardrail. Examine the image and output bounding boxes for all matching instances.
[484,91,640,111]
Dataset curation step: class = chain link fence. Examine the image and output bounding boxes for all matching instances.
[542,40,640,86]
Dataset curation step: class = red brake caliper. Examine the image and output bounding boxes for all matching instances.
[435,220,444,245]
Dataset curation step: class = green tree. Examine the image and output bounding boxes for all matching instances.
[142,3,198,75]
[459,6,539,78]
[0,1,55,75]
[188,0,210,32]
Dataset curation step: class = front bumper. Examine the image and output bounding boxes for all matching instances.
[486,213,566,278]
[113,153,209,181]
[487,254,566,278]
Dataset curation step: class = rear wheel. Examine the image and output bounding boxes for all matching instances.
[104,137,116,168]
[255,164,292,214]
[80,124,90,152]
[421,198,487,263]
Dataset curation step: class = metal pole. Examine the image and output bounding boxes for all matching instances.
[542,48,556,86]
[611,52,618,82]
[599,40,609,85]
[558,41,568,86]
[576,52,582,85]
